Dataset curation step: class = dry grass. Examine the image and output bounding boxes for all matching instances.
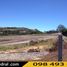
[0,38,57,52]
[0,43,28,51]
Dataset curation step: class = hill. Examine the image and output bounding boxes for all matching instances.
[0,27,43,35]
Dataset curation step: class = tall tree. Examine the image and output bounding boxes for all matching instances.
[57,24,66,32]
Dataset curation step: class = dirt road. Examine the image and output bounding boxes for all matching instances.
[0,34,57,46]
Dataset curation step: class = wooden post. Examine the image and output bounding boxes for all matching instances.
[58,33,63,61]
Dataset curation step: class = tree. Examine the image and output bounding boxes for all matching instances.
[46,30,58,34]
[62,29,67,36]
[33,29,43,34]
[57,24,66,32]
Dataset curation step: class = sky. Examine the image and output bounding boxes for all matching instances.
[0,0,67,31]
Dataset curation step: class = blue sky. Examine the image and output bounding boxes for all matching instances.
[0,0,67,31]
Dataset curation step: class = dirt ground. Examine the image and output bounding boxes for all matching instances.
[40,49,67,61]
[0,34,57,45]
[0,33,67,61]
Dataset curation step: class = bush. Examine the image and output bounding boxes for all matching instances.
[27,48,40,52]
[29,40,38,45]
[62,29,67,36]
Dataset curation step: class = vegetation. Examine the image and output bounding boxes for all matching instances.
[45,24,67,36]
[62,29,67,36]
[0,24,67,36]
[45,30,58,34]
[0,43,27,51]
[56,24,67,36]
[0,27,43,35]
[0,39,56,51]
[56,24,66,32]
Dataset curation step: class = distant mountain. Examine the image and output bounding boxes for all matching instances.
[0,27,43,35]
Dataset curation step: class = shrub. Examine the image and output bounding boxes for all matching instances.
[29,40,38,45]
[27,47,40,52]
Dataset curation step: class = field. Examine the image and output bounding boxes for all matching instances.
[0,33,67,61]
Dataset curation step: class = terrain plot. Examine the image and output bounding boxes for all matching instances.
[0,33,67,61]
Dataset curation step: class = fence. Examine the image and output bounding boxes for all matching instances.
[44,33,63,61]
[57,33,63,61]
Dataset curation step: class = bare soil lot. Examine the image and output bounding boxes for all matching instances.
[0,34,57,45]
[0,33,67,61]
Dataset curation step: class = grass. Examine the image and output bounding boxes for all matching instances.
[0,38,56,51]
[34,39,56,48]
[0,43,28,51]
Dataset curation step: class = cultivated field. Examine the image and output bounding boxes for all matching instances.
[0,33,67,61]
